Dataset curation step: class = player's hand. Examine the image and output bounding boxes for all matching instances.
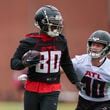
[75,82,84,91]
[22,50,40,67]
[18,74,27,81]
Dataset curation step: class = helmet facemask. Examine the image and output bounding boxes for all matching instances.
[47,21,63,37]
[41,10,63,37]
[88,43,105,58]
[87,40,110,59]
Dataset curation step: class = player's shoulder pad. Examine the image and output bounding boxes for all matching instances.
[57,34,67,44]
[25,32,41,38]
[102,58,110,71]
[103,58,110,68]
[72,54,88,63]
[59,34,66,40]
[20,33,40,45]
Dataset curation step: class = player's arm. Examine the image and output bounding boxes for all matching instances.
[10,38,36,70]
[60,46,78,83]
[60,45,82,90]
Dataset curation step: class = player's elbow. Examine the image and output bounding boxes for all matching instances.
[10,58,25,70]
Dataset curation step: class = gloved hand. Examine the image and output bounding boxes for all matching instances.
[22,50,40,67]
[75,82,84,91]
[18,74,27,81]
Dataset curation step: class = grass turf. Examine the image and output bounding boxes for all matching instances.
[0,101,77,110]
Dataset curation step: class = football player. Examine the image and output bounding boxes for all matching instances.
[72,30,110,110]
[10,5,81,110]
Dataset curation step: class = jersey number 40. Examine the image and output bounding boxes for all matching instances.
[81,76,106,98]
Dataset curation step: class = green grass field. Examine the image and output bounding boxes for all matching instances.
[0,101,77,110]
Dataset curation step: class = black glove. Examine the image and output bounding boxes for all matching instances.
[22,50,40,67]
[75,82,84,91]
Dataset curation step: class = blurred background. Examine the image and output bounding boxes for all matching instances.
[0,0,110,105]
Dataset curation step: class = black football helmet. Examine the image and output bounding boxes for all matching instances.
[87,30,110,58]
[34,5,63,37]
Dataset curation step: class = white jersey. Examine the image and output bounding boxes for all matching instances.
[72,54,110,102]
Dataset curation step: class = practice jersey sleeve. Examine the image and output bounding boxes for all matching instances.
[71,55,82,71]
[71,57,78,71]
[60,45,79,83]
[10,38,36,70]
